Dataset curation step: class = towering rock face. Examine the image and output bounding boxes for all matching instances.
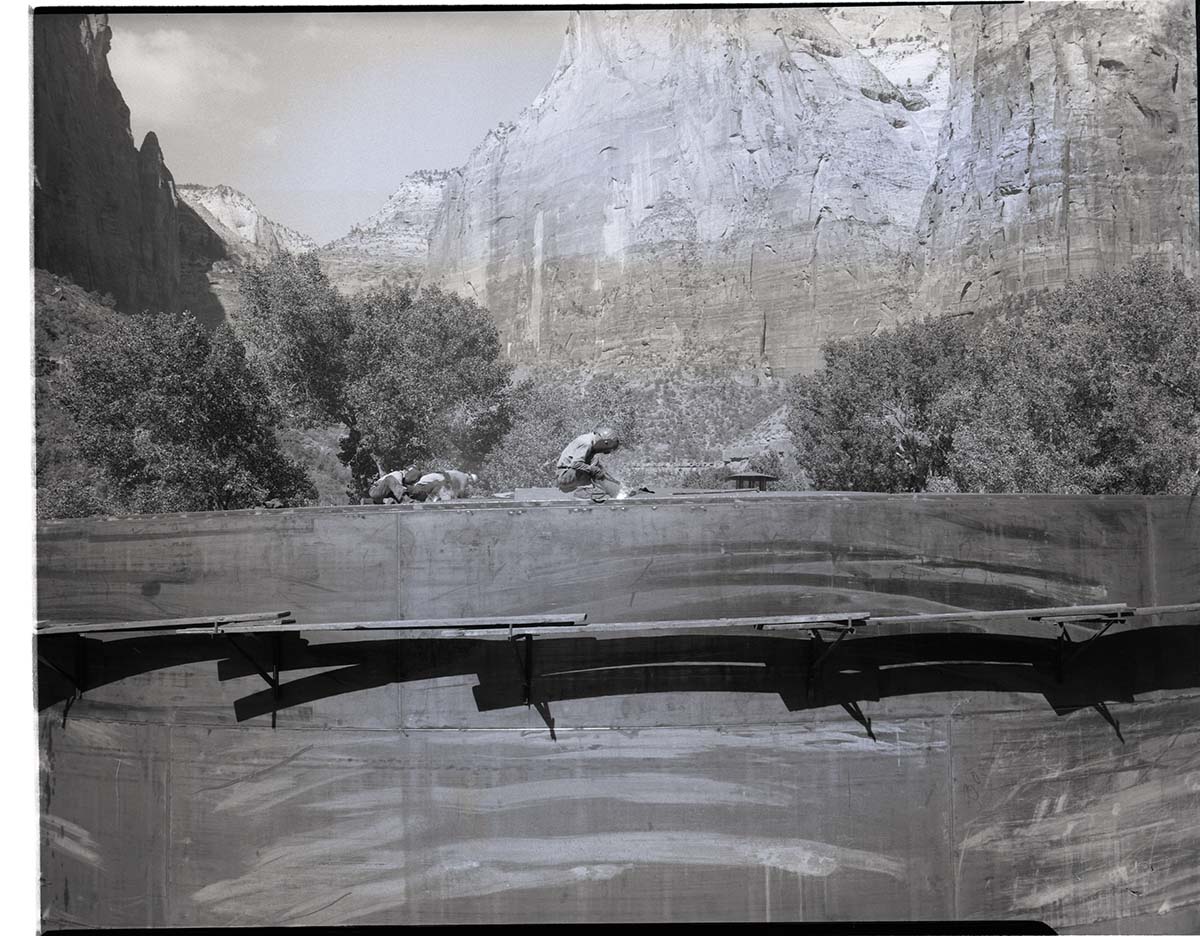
[33,13,185,315]
[425,8,943,373]
[420,3,1197,372]
[826,5,953,158]
[914,0,1199,313]
[177,184,317,258]
[319,169,449,294]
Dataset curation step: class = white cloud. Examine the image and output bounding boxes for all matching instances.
[108,28,264,131]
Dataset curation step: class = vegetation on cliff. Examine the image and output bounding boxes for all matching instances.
[788,259,1200,495]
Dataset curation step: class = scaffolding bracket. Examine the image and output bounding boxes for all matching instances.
[226,633,282,729]
[38,634,87,726]
[1042,609,1133,682]
[508,631,556,739]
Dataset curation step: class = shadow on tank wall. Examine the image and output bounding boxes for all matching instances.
[37,622,1200,742]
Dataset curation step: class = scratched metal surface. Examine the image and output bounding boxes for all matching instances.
[35,494,1200,624]
[36,494,1200,929]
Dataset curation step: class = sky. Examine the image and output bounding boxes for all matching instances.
[106,11,571,244]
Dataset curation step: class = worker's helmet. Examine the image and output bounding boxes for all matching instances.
[594,426,620,448]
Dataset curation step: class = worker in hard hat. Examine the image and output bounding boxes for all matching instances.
[556,427,626,501]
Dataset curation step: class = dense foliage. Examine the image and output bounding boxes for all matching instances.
[237,257,512,498]
[236,253,352,425]
[46,311,313,516]
[340,286,512,488]
[787,259,1200,494]
[480,367,640,492]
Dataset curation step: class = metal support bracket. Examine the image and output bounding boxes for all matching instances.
[38,635,87,727]
[802,627,875,741]
[806,624,856,703]
[1044,610,1130,682]
[509,632,556,739]
[227,633,282,729]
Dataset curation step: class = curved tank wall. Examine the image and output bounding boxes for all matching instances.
[36,493,1200,930]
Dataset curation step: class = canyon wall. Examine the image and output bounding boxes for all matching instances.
[33,14,184,315]
[424,8,945,373]
[177,184,318,259]
[32,15,315,327]
[416,3,1197,373]
[319,169,450,294]
[914,0,1199,313]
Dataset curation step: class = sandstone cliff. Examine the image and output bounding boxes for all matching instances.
[827,5,953,161]
[424,8,941,373]
[177,184,317,258]
[415,3,1196,373]
[318,169,450,295]
[914,0,1199,313]
[33,13,184,315]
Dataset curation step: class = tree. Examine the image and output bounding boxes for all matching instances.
[947,258,1200,493]
[339,285,513,493]
[236,253,352,426]
[51,312,314,516]
[786,315,971,491]
[236,258,512,499]
[785,258,1200,495]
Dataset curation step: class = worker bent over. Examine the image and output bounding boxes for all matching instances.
[556,427,625,501]
[369,466,422,503]
[409,469,477,502]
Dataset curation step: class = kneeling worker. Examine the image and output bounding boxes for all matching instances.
[409,469,478,502]
[556,427,625,501]
[369,466,422,503]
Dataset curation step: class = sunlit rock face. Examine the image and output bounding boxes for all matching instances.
[319,169,449,295]
[33,13,182,315]
[826,4,953,163]
[177,184,317,259]
[425,8,942,373]
[913,0,1199,314]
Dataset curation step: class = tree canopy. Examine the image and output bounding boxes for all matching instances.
[236,252,352,426]
[341,285,512,489]
[787,258,1200,494]
[236,256,512,498]
[49,312,314,516]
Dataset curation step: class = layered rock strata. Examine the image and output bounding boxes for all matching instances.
[318,169,450,294]
[425,8,942,373]
[914,0,1199,313]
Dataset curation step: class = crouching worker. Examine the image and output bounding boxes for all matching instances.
[556,427,626,502]
[409,469,478,502]
[369,466,422,504]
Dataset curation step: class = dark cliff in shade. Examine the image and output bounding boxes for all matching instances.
[32,13,228,317]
